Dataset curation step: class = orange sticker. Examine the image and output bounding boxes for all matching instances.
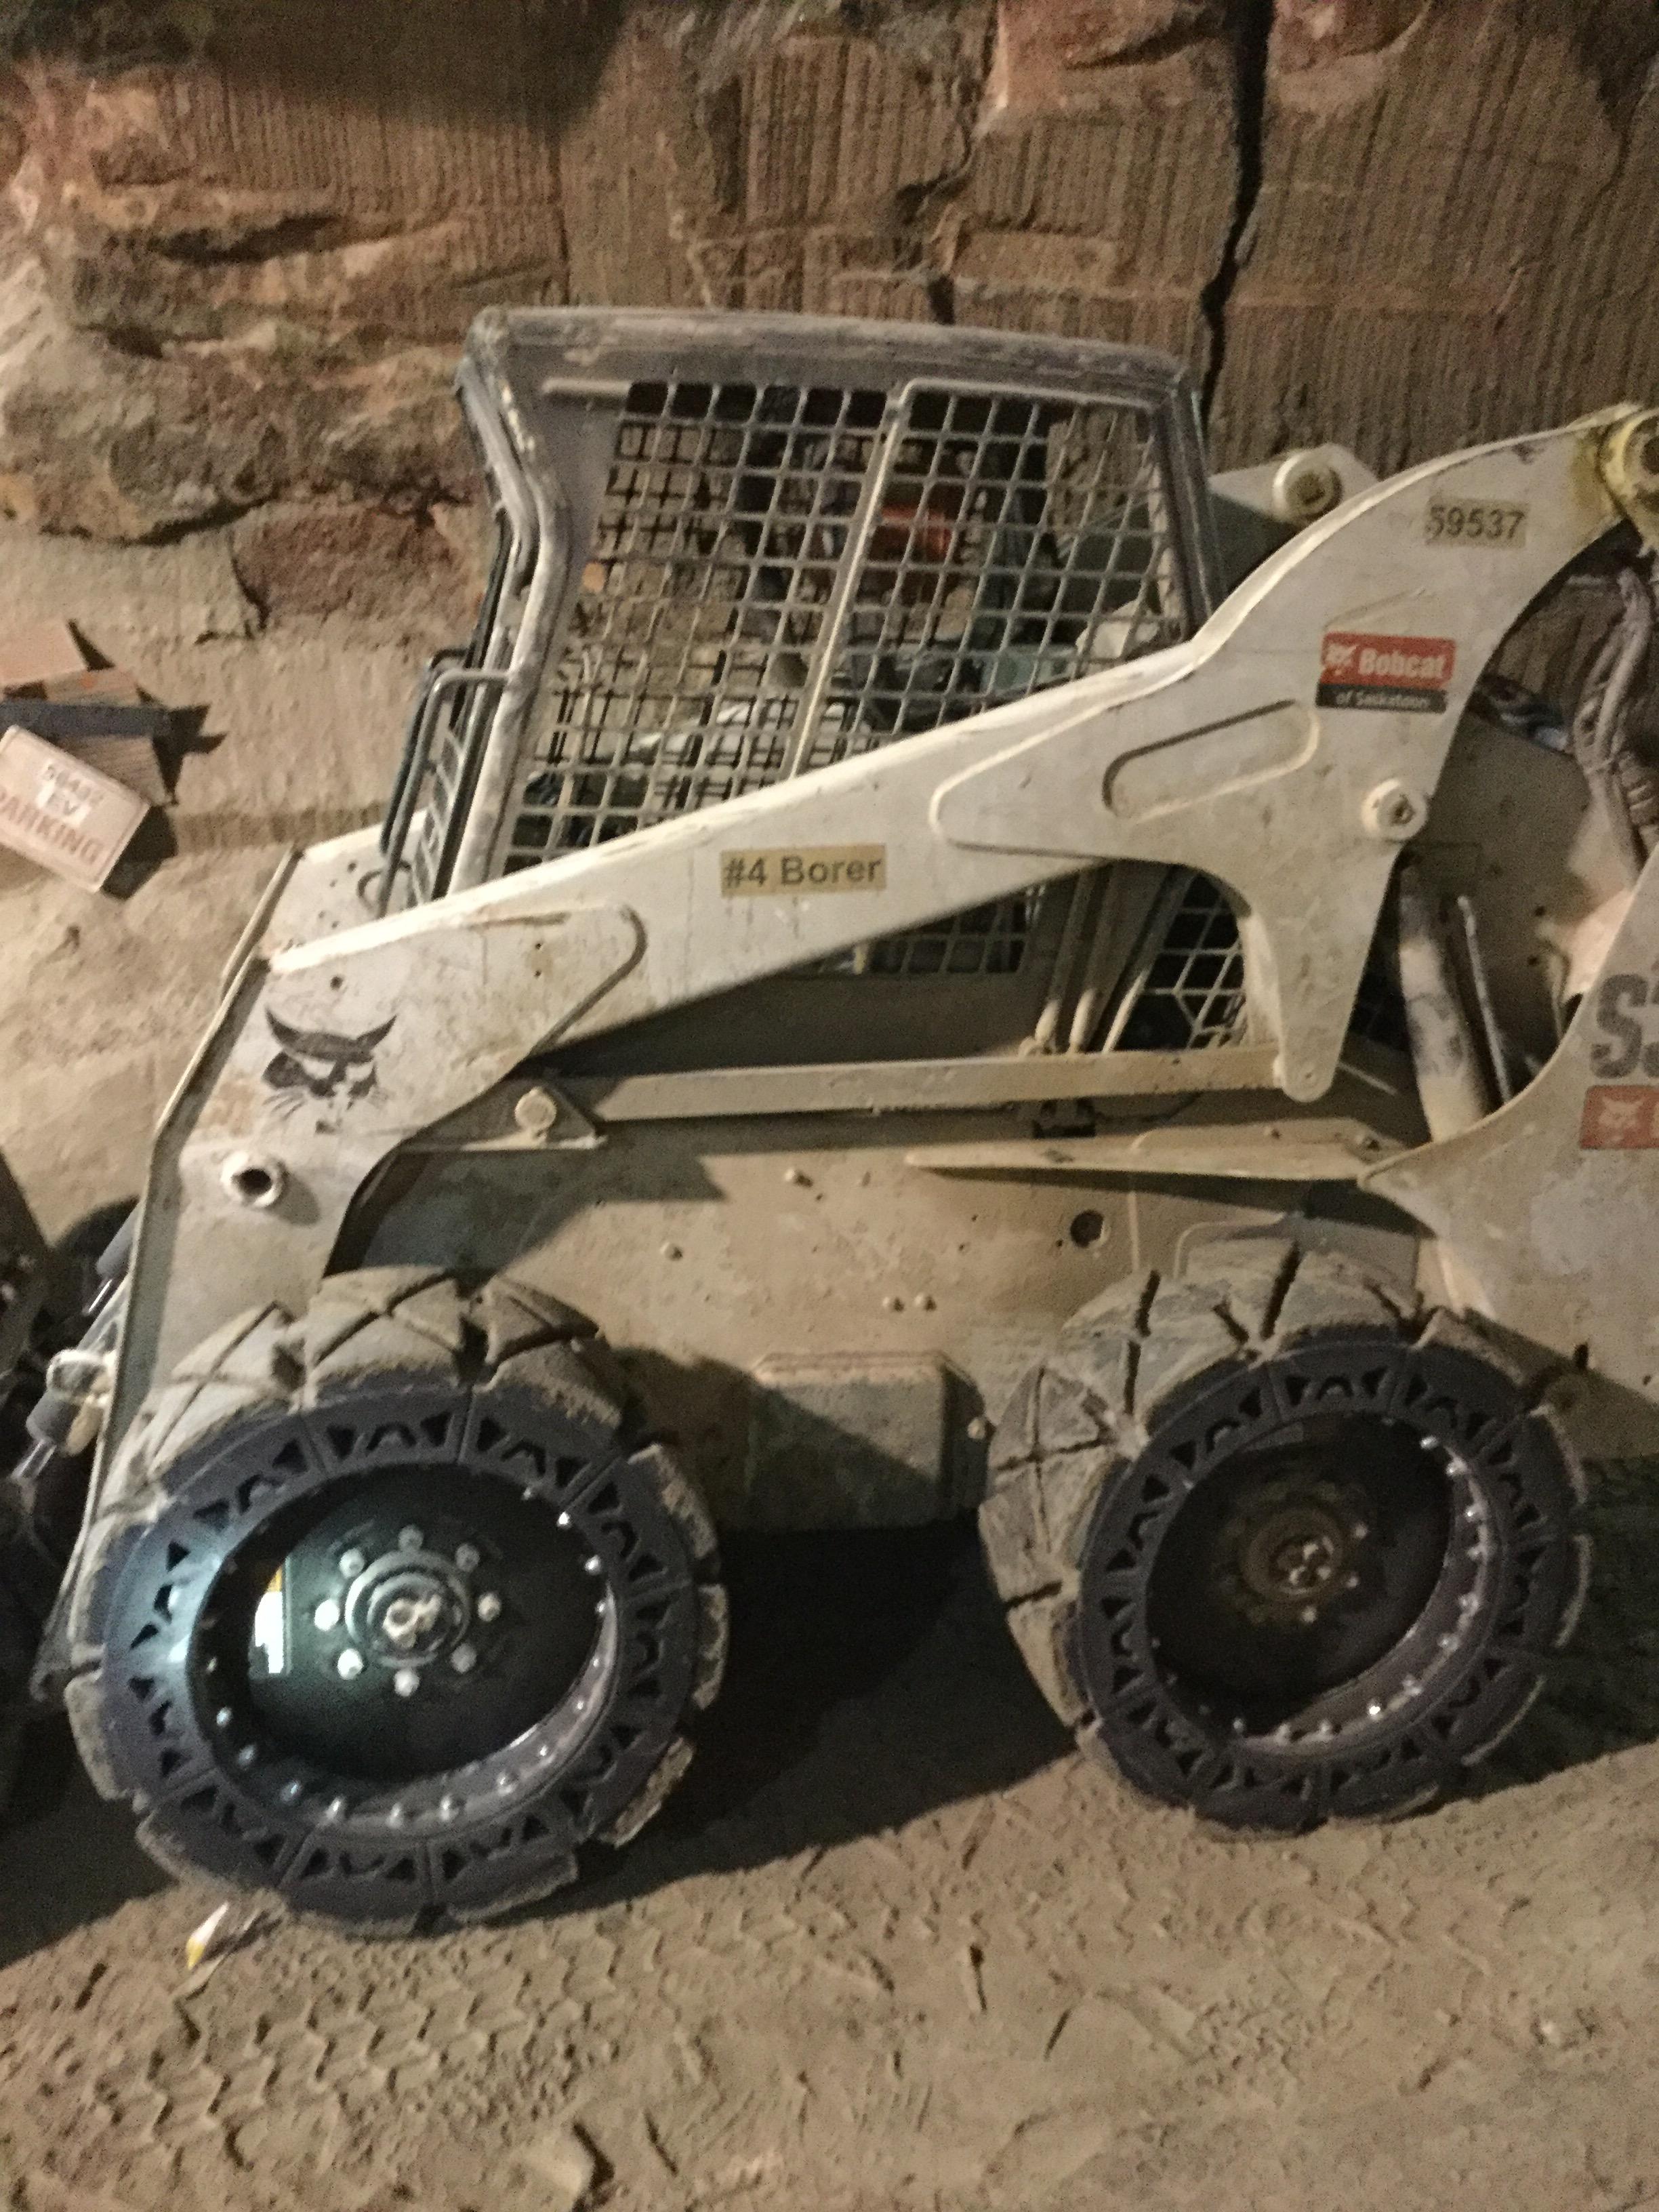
[1318,631,1456,714]
[1580,1085,1659,1149]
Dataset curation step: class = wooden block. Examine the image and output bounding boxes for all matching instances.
[0,725,150,890]
[41,665,146,706]
[0,619,87,693]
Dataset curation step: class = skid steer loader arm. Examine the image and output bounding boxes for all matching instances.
[95,385,1656,1487]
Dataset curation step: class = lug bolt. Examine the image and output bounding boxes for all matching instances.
[1351,1523,1368,1542]
[216,1706,233,1729]
[583,1555,603,1577]
[451,1642,478,1675]
[393,1667,420,1698]
[1299,1605,1318,1624]
[439,1793,461,1821]
[476,1591,502,1622]
[455,1542,480,1572]
[237,1744,257,1767]
[327,1797,347,1822]
[337,1648,365,1680]
[1368,1700,1385,1719]
[1343,1573,1360,1592]
[496,1771,516,1794]
[339,1549,366,1579]
[313,1598,342,1632]
[281,1780,303,1803]
[387,1803,406,1827]
[398,1525,424,1553]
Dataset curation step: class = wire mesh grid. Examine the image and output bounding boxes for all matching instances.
[500,379,882,870]
[802,384,1185,775]
[814,887,1044,979]
[1118,873,1248,1050]
[494,373,1190,942]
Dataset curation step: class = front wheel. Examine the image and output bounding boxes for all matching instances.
[65,1268,727,1930]
[980,1245,1589,1830]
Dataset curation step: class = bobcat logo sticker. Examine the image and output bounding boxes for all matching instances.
[263,1011,394,1120]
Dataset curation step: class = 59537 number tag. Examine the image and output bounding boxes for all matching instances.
[1425,497,1528,546]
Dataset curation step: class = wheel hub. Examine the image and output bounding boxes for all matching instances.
[1218,1479,1363,1628]
[344,1546,474,1671]
[1146,1419,1465,1734]
[222,1466,608,1784]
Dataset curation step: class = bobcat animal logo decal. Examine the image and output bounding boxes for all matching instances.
[263,1011,395,1119]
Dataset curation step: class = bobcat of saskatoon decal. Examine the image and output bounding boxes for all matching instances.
[1317,632,1456,714]
[264,1011,395,1119]
[1581,972,1659,1148]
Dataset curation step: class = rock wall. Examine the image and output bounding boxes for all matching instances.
[0,0,1653,613]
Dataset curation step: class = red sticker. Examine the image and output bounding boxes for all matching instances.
[1580,1085,1659,1149]
[1318,631,1456,714]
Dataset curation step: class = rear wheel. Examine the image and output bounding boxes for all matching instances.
[66,1268,727,1929]
[981,1244,1589,1829]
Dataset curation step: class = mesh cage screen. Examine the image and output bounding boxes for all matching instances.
[815,887,1044,979]
[1111,875,1414,1056]
[495,375,1189,882]
[1118,874,1248,1051]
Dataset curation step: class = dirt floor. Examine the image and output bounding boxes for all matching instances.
[1,527,1659,2212]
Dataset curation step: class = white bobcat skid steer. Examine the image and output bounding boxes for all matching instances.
[39,310,1659,1930]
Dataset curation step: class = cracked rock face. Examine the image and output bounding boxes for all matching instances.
[0,0,1651,604]
[1210,0,1659,470]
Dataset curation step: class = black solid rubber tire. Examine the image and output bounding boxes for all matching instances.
[979,1242,1591,1832]
[64,1267,728,1930]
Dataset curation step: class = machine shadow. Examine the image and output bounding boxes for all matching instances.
[552,1516,1070,1916]
[568,1464,1659,1912]
[1473,1460,1659,1801]
[3,1476,1652,1960]
[0,1715,167,1970]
